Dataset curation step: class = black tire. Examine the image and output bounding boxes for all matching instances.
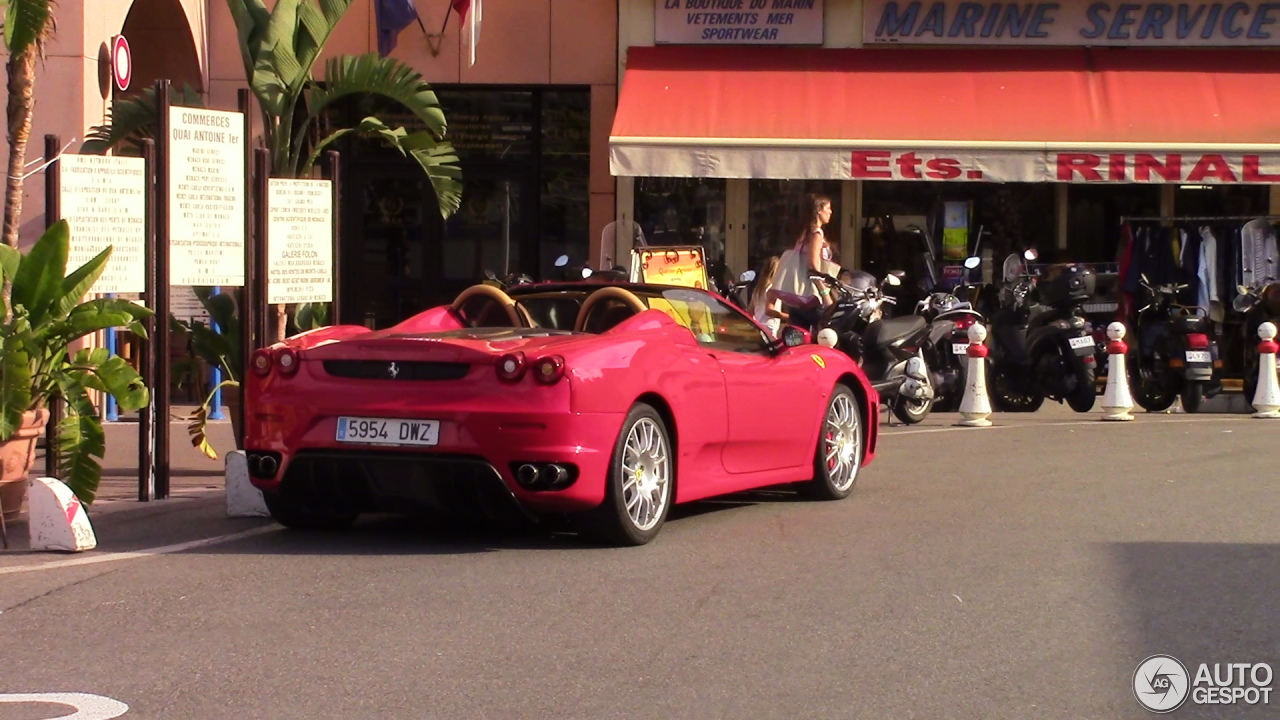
[1066,365,1097,413]
[990,370,1044,412]
[1128,351,1176,412]
[572,403,672,546]
[891,394,932,425]
[1245,360,1259,412]
[263,492,358,531]
[804,386,863,500]
[1180,382,1204,413]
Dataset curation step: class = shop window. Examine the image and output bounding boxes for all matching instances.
[538,91,591,278]
[634,178,727,266]
[746,180,843,279]
[1174,185,1269,218]
[862,182,1055,289]
[332,87,592,325]
[1068,185,1161,263]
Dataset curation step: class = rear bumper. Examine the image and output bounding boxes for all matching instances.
[247,395,624,514]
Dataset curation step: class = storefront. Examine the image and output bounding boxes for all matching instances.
[610,0,1280,331]
[21,0,618,329]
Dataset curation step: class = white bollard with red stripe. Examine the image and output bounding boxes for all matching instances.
[955,323,993,427]
[226,450,270,517]
[1252,322,1280,418]
[1101,322,1135,421]
[28,477,97,552]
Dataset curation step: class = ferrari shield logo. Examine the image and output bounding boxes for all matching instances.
[810,354,825,369]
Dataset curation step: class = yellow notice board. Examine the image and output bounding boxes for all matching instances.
[631,246,709,290]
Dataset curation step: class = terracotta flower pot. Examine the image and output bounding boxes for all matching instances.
[0,408,51,524]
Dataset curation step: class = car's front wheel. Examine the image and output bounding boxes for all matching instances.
[263,492,358,531]
[805,385,863,500]
[573,403,673,546]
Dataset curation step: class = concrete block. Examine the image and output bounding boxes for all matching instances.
[226,450,269,518]
[28,477,97,552]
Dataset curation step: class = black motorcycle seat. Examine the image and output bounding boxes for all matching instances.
[865,315,927,348]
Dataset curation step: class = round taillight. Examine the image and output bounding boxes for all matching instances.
[533,355,565,384]
[251,349,273,377]
[496,352,526,382]
[277,347,300,376]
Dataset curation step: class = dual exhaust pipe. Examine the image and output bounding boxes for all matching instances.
[513,462,576,491]
[246,452,281,479]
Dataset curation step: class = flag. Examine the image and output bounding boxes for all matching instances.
[376,0,420,57]
[452,0,482,66]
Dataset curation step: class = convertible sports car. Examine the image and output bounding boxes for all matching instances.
[243,280,879,545]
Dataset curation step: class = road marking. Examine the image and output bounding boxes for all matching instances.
[0,526,276,576]
[881,415,1248,437]
[0,693,128,719]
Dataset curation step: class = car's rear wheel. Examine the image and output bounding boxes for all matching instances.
[805,386,862,500]
[573,403,672,546]
[263,492,358,531]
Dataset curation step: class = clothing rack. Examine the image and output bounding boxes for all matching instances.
[1120,214,1280,223]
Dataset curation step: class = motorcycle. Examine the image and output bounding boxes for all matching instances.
[728,269,756,311]
[809,270,936,425]
[551,254,594,281]
[1127,274,1220,413]
[916,269,986,412]
[984,250,1099,413]
[1234,281,1280,406]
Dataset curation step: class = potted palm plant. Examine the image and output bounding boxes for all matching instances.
[0,220,152,521]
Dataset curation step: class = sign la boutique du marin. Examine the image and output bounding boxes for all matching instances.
[656,1,1280,46]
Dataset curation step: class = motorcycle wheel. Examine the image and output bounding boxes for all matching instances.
[892,394,933,425]
[1128,355,1176,412]
[990,369,1044,412]
[1244,360,1259,411]
[1065,365,1097,413]
[1180,382,1204,413]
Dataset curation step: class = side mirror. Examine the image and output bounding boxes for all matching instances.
[1023,248,1039,261]
[1234,293,1257,312]
[740,269,757,282]
[963,256,981,269]
[581,267,593,279]
[884,273,903,287]
[554,254,569,267]
[780,325,808,348]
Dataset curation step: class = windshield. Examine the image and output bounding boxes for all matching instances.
[511,286,769,351]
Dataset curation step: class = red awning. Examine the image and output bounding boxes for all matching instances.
[609,46,1280,184]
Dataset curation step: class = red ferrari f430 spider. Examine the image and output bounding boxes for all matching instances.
[244,281,879,545]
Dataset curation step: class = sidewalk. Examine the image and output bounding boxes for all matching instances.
[1,408,243,552]
[25,405,235,509]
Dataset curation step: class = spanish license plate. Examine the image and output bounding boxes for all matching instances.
[952,343,970,354]
[1068,336,1095,351]
[1185,350,1212,364]
[336,416,440,446]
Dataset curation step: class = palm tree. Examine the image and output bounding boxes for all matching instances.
[85,0,461,218]
[2,0,57,248]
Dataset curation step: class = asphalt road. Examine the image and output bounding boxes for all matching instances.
[0,406,1275,720]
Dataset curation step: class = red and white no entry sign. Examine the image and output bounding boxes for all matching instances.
[112,35,131,92]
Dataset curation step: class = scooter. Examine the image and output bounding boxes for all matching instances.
[551,254,594,282]
[916,268,986,412]
[1234,280,1280,406]
[1127,274,1220,413]
[984,249,1099,413]
[727,269,756,311]
[808,271,936,424]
